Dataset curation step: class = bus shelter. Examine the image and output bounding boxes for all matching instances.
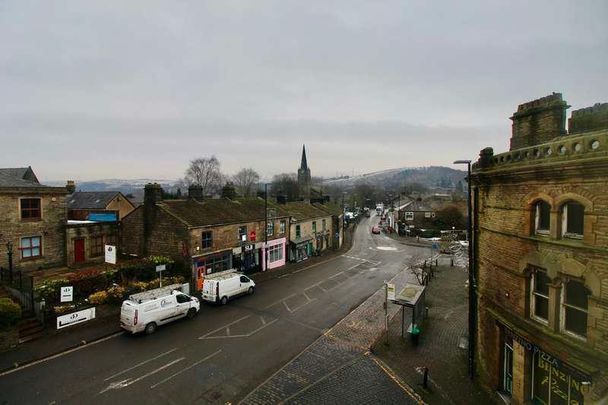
[391,283,426,338]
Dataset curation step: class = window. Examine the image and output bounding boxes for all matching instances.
[202,231,213,249]
[531,269,550,323]
[296,225,301,238]
[561,280,589,338]
[405,212,414,221]
[20,236,41,258]
[90,235,104,257]
[322,219,326,231]
[267,221,274,237]
[268,244,283,263]
[562,202,584,238]
[503,338,513,396]
[176,294,191,303]
[240,276,250,283]
[424,212,431,218]
[532,351,585,405]
[20,198,41,220]
[197,252,231,274]
[280,220,286,234]
[534,201,551,234]
[238,226,247,241]
[312,221,317,233]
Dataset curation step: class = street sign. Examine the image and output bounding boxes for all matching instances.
[105,245,116,264]
[156,264,166,273]
[249,230,256,242]
[387,283,396,301]
[60,286,73,303]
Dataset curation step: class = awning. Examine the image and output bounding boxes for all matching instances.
[289,237,313,246]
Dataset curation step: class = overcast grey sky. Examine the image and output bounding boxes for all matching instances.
[1,1,606,181]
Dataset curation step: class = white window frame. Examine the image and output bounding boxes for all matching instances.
[530,270,550,326]
[405,212,414,221]
[560,279,588,341]
[268,244,283,263]
[424,212,431,218]
[534,201,550,235]
[267,221,274,237]
[561,203,584,240]
[280,220,286,234]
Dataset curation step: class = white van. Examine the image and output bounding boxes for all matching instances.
[120,284,200,334]
[201,270,255,305]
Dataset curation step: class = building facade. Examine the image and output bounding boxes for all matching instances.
[0,167,68,272]
[471,94,608,404]
[67,190,135,221]
[282,202,333,262]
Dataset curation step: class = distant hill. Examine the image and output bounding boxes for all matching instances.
[323,166,466,190]
[45,178,179,196]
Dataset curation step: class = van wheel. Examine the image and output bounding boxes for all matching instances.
[248,287,255,295]
[220,296,228,305]
[187,308,197,319]
[145,322,157,335]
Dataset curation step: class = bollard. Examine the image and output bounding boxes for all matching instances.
[423,367,429,389]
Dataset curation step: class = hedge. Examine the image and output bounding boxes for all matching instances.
[0,298,22,328]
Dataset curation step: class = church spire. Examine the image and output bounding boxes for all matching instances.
[300,144,308,170]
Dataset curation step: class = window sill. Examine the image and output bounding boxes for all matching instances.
[20,256,43,261]
[534,230,550,236]
[562,233,583,240]
[20,218,42,222]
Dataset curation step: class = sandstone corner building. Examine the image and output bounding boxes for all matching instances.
[470,94,608,404]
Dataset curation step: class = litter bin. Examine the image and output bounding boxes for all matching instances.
[411,325,421,346]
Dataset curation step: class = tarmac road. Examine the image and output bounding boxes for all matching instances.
[0,215,430,404]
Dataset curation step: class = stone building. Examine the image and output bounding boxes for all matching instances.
[282,202,333,262]
[0,167,68,271]
[67,190,135,221]
[120,184,291,289]
[470,94,608,404]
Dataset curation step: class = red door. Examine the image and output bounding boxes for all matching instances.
[74,239,85,263]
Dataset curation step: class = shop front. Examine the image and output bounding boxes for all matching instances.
[262,237,286,271]
[232,243,259,273]
[192,250,233,291]
[498,324,592,405]
[290,237,313,262]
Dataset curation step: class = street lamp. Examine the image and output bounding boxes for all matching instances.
[454,159,475,380]
[264,183,268,272]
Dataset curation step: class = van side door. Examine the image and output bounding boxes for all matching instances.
[158,295,178,324]
[240,275,251,294]
[175,294,191,316]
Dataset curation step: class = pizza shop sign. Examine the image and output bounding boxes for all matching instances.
[505,327,559,366]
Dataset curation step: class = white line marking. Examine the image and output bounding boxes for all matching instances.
[150,350,222,389]
[199,319,278,340]
[100,357,184,393]
[104,348,178,381]
[261,316,267,325]
[0,331,123,377]
[198,315,251,339]
[283,300,292,313]
[263,292,298,310]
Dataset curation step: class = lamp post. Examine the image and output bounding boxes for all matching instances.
[454,159,475,380]
[264,183,268,271]
[6,240,14,284]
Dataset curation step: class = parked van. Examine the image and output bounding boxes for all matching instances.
[120,284,200,334]
[201,270,255,305]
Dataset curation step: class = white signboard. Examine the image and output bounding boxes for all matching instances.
[105,245,116,264]
[387,283,396,301]
[57,307,96,330]
[155,264,166,273]
[60,286,73,303]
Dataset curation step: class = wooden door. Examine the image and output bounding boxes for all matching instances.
[74,239,85,263]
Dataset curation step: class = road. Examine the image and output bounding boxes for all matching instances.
[0,215,430,404]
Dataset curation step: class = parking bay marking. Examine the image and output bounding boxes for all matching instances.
[151,349,222,389]
[104,348,178,381]
[100,357,185,393]
[199,316,278,340]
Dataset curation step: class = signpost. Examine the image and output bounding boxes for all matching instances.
[387,283,396,301]
[104,245,116,265]
[60,286,73,303]
[156,264,166,287]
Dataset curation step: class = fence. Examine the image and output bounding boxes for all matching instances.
[0,266,35,317]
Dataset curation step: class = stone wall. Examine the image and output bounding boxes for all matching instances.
[0,190,67,271]
[569,102,608,134]
[65,222,118,267]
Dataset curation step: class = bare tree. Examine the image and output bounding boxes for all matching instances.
[271,173,299,201]
[184,156,223,197]
[406,253,430,286]
[233,168,260,197]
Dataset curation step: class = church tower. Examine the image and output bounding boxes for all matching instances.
[297,145,312,200]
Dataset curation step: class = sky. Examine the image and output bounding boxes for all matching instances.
[1,1,607,182]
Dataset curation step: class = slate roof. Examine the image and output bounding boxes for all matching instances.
[67,191,123,209]
[0,167,49,188]
[282,202,332,221]
[312,202,343,216]
[159,198,290,227]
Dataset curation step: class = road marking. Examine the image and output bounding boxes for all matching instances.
[198,315,251,339]
[104,348,178,381]
[377,246,397,251]
[199,318,278,340]
[283,300,292,313]
[0,331,123,377]
[150,349,222,389]
[100,357,185,393]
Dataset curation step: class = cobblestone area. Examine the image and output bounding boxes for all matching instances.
[373,264,501,405]
[240,265,419,404]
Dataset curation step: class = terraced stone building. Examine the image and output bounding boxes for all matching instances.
[470,94,608,404]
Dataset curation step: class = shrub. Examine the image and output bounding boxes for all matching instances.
[89,291,109,305]
[0,298,21,328]
[67,268,109,300]
[53,304,77,316]
[35,278,69,305]
[147,255,175,266]
[106,286,127,304]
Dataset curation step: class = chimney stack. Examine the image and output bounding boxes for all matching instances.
[66,180,75,194]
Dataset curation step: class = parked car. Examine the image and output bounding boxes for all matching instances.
[120,284,200,335]
[201,270,255,305]
[371,226,381,234]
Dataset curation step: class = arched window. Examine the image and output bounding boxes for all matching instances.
[534,201,551,234]
[561,202,584,239]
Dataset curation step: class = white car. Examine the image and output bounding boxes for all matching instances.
[201,270,255,305]
[120,284,200,334]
